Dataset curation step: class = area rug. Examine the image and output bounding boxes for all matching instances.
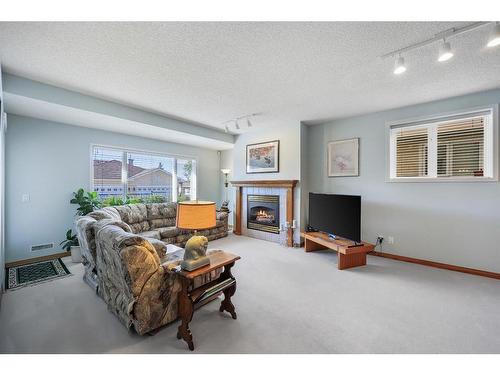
[6,258,71,291]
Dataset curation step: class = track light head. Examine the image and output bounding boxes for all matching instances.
[393,56,407,75]
[247,118,253,127]
[438,41,454,62]
[235,120,240,130]
[224,125,229,133]
[487,22,500,48]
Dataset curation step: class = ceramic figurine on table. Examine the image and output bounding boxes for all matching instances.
[181,235,210,271]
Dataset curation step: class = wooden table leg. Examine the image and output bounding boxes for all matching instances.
[338,252,367,270]
[219,262,237,319]
[177,279,194,351]
[304,238,328,252]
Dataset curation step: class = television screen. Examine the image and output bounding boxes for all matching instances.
[308,193,361,243]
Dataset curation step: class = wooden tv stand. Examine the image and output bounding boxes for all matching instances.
[301,232,375,270]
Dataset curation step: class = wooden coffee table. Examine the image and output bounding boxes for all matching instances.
[174,251,241,351]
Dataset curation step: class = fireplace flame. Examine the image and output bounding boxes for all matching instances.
[256,209,274,221]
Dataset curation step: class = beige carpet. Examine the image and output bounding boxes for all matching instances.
[1,234,499,353]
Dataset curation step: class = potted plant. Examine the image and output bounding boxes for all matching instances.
[60,229,82,263]
[70,188,102,215]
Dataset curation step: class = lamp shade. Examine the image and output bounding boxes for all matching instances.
[176,201,216,230]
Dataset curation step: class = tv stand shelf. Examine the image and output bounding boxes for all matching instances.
[300,232,375,270]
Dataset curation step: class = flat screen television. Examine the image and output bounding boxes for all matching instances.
[308,193,361,243]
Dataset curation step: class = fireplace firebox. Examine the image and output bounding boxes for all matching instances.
[247,195,280,234]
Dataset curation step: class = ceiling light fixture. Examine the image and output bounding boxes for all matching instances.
[381,22,493,75]
[438,40,454,62]
[221,113,260,132]
[393,56,406,75]
[487,22,500,48]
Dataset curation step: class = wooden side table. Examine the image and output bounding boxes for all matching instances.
[173,251,241,351]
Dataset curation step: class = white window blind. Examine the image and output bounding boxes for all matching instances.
[437,117,484,177]
[395,127,428,177]
[389,109,494,181]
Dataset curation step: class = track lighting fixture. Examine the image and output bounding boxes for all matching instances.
[438,40,454,62]
[382,22,498,75]
[487,22,500,48]
[393,56,406,75]
[221,113,260,132]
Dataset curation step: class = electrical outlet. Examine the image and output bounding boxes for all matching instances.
[387,236,395,245]
[22,194,30,203]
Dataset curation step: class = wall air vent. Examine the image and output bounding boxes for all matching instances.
[30,243,54,252]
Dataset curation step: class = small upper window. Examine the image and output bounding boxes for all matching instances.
[389,109,495,181]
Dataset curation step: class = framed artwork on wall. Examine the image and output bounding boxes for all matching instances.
[246,140,280,174]
[327,138,359,177]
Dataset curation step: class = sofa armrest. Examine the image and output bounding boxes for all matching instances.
[75,216,97,262]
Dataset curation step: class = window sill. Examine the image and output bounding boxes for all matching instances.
[386,176,498,183]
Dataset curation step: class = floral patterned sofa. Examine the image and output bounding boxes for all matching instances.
[75,202,228,292]
[91,220,220,335]
[75,202,228,335]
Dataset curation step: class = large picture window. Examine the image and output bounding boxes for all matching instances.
[92,145,196,202]
[389,108,496,181]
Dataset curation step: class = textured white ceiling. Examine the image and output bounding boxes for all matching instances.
[0,22,499,133]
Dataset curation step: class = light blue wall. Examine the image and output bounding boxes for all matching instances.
[0,65,5,293]
[5,114,222,262]
[307,88,500,273]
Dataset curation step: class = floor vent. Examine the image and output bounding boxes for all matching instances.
[30,243,54,252]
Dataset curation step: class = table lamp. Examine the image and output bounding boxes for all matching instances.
[176,200,216,271]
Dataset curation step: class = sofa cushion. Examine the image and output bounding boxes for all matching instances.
[157,226,180,239]
[138,230,161,240]
[114,204,148,224]
[146,203,177,219]
[128,221,150,233]
[149,217,176,229]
